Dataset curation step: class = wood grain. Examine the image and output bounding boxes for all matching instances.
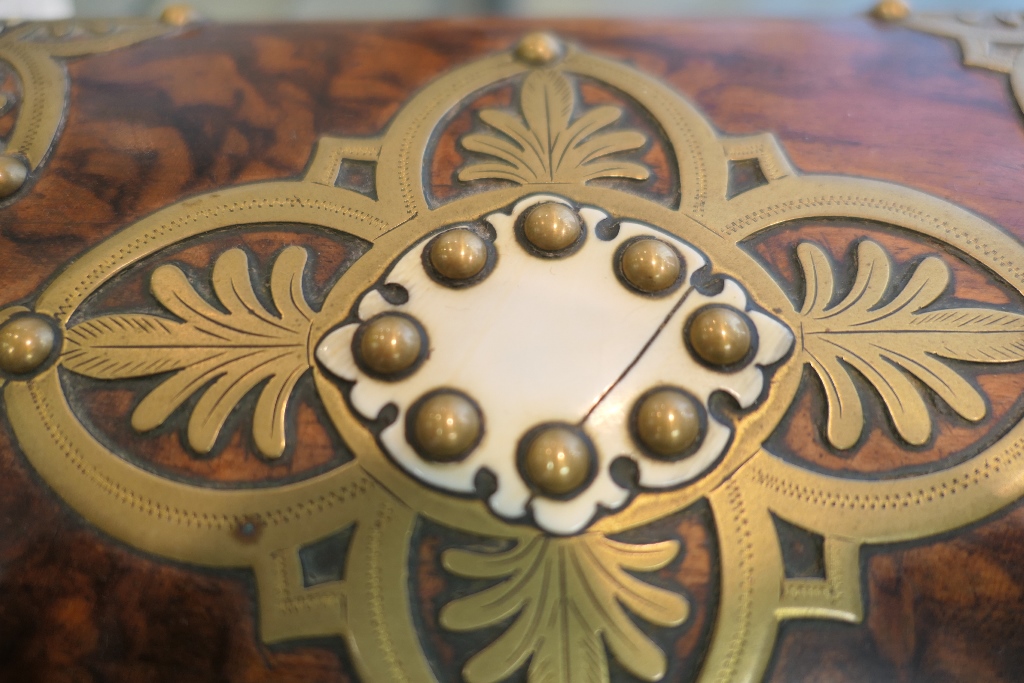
[1,17,1024,682]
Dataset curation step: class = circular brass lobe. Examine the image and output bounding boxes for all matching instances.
[0,155,27,198]
[160,4,198,26]
[620,238,681,293]
[429,228,488,280]
[688,306,754,368]
[523,202,581,253]
[412,391,482,462]
[357,315,423,376]
[871,0,910,21]
[515,32,563,65]
[0,315,54,375]
[523,426,592,497]
[634,389,702,457]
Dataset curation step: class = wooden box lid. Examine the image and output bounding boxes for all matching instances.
[1,7,1023,682]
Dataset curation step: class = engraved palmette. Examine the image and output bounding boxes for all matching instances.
[3,28,1024,683]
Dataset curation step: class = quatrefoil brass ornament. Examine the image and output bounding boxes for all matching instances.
[6,30,1024,683]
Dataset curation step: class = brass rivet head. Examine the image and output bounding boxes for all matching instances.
[160,4,199,26]
[688,306,754,368]
[634,389,702,458]
[232,516,264,544]
[523,426,593,497]
[871,0,910,21]
[0,155,27,198]
[523,202,581,253]
[357,314,424,376]
[412,391,482,462]
[429,228,488,281]
[620,238,682,293]
[515,32,564,66]
[0,315,54,375]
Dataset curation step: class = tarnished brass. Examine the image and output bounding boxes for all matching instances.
[619,238,681,293]
[160,4,198,26]
[358,314,424,376]
[0,155,27,198]
[688,306,753,367]
[522,202,582,252]
[412,391,482,462]
[5,27,1024,683]
[0,315,53,374]
[429,228,488,280]
[522,426,592,496]
[634,389,702,458]
[515,31,563,66]
[871,0,910,21]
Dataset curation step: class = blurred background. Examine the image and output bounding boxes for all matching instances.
[2,0,1023,21]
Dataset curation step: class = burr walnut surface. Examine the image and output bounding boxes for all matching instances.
[1,16,1024,683]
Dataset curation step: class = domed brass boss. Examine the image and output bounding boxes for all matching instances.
[160,4,199,26]
[515,32,564,66]
[0,315,55,375]
[410,390,482,462]
[633,388,702,458]
[428,228,488,281]
[522,202,582,253]
[871,0,910,22]
[0,155,27,199]
[688,306,754,368]
[356,314,424,377]
[619,238,681,293]
[522,425,593,497]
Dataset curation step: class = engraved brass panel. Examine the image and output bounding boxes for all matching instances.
[2,29,1024,683]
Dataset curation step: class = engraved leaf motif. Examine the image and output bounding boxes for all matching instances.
[798,240,1024,449]
[459,69,649,185]
[63,247,315,458]
[440,534,688,683]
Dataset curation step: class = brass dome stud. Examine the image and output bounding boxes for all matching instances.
[522,425,593,497]
[0,155,27,199]
[0,315,54,375]
[522,202,581,253]
[634,388,702,458]
[160,4,199,26]
[411,390,482,462]
[687,306,754,368]
[356,314,424,377]
[429,228,488,281]
[515,32,564,66]
[619,238,682,294]
[871,0,910,21]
